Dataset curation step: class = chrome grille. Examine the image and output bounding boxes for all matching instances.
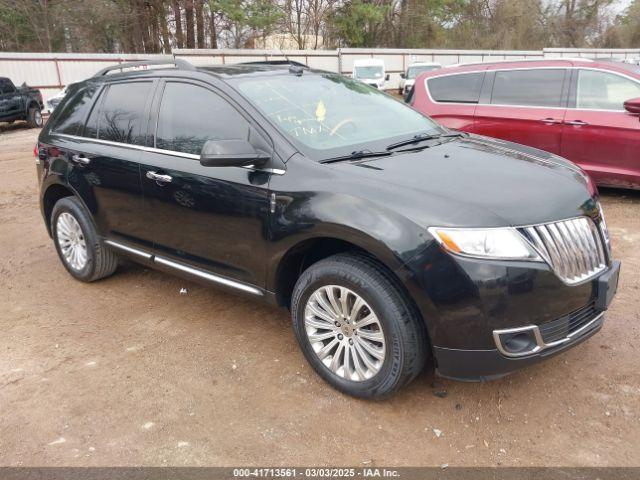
[519,217,607,285]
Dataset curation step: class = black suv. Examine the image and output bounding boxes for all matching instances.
[1,77,44,128]
[36,59,620,398]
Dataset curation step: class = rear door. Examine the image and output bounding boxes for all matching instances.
[139,79,273,289]
[61,80,154,246]
[474,68,569,154]
[561,68,640,188]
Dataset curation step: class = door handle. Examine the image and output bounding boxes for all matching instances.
[146,170,172,183]
[540,118,562,125]
[71,154,91,165]
[564,120,589,126]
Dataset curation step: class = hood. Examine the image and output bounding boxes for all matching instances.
[329,134,597,228]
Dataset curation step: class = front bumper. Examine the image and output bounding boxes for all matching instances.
[400,232,620,380]
[434,311,604,381]
[432,260,619,381]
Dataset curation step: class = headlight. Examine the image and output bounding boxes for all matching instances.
[428,227,541,260]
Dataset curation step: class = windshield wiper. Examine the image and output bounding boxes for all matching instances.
[385,131,467,151]
[320,150,392,164]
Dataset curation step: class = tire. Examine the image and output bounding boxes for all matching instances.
[26,106,43,128]
[51,197,118,282]
[291,252,428,399]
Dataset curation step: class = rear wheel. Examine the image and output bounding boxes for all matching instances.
[51,197,118,282]
[291,253,428,398]
[27,106,43,128]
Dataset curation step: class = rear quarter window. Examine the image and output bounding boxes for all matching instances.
[427,73,484,103]
[50,84,99,136]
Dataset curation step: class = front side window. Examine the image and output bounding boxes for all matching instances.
[491,69,565,107]
[156,82,250,155]
[235,73,442,159]
[354,66,383,80]
[86,82,152,145]
[576,69,640,110]
[406,65,439,79]
[427,73,484,103]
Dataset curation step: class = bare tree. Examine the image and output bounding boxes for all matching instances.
[172,0,185,47]
[195,0,205,47]
[185,0,196,47]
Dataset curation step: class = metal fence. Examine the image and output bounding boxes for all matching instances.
[1,47,639,101]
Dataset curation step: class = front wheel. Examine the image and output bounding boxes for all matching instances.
[291,253,428,398]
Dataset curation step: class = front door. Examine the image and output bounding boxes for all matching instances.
[474,68,569,154]
[140,80,274,288]
[561,68,640,188]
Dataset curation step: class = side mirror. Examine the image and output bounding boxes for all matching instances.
[385,74,390,81]
[400,73,405,79]
[200,139,269,168]
[623,97,640,115]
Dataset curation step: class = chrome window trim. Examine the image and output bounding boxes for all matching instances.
[104,240,262,296]
[493,311,604,358]
[53,133,285,175]
[425,66,640,113]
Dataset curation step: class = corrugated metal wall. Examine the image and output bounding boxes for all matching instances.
[1,48,639,101]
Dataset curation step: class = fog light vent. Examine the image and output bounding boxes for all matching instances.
[493,326,542,358]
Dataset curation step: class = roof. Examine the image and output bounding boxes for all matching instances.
[197,63,308,78]
[85,60,321,84]
[433,57,640,78]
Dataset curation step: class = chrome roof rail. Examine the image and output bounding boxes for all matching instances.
[93,58,195,77]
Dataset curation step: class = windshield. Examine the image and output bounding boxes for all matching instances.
[354,66,384,79]
[234,73,443,160]
[407,65,439,79]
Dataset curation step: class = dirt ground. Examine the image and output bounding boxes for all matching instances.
[0,125,639,467]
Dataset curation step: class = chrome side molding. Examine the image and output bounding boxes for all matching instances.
[104,240,262,296]
[154,256,262,295]
[104,240,153,260]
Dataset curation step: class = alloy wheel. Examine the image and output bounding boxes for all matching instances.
[56,212,88,271]
[304,285,386,381]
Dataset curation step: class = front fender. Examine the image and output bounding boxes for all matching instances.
[266,156,442,338]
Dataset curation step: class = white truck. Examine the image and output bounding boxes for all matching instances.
[399,62,441,97]
[352,58,389,90]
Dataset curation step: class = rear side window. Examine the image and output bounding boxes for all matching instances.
[491,69,565,107]
[427,73,484,103]
[155,82,249,155]
[51,84,98,136]
[85,82,152,145]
